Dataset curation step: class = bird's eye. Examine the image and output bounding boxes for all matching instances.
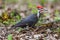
[41,8,43,9]
[39,8,43,10]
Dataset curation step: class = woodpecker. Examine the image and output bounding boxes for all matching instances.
[11,5,48,29]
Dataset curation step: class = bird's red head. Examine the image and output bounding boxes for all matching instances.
[37,5,48,13]
[36,5,48,18]
[37,5,43,9]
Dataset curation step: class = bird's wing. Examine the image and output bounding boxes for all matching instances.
[12,14,38,27]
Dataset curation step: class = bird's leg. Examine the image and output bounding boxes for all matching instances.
[31,24,36,29]
[25,26,30,30]
[24,24,30,30]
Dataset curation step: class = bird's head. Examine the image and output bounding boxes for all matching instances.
[37,5,48,18]
[37,5,48,13]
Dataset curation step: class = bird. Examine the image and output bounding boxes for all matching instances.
[11,5,48,30]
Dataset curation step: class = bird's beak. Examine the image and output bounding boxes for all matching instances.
[39,8,48,13]
[43,8,48,13]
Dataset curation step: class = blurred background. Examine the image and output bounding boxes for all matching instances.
[0,0,60,40]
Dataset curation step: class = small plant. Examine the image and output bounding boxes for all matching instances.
[5,0,18,4]
[54,10,60,21]
[8,34,13,40]
[27,0,38,14]
[39,0,47,6]
[17,27,23,32]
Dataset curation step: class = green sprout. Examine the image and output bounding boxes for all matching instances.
[8,34,13,40]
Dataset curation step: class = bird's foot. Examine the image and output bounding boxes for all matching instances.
[26,26,29,30]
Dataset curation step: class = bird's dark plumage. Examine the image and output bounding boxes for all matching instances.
[11,5,45,29]
[11,14,39,29]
